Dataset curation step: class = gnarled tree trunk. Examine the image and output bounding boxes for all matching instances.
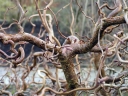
[59,55,79,96]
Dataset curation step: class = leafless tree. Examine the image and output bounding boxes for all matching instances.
[0,0,128,96]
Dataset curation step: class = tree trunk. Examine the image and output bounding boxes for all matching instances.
[59,55,79,96]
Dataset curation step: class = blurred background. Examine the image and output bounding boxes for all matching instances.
[0,0,128,96]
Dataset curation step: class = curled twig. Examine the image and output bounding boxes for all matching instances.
[12,46,25,65]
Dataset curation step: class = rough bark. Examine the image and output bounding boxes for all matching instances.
[59,55,79,96]
[0,16,126,96]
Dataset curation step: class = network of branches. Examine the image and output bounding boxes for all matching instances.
[0,0,128,96]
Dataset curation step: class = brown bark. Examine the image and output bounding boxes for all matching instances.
[68,16,125,55]
[59,55,79,96]
[0,16,126,96]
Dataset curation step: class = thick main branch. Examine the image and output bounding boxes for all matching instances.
[71,16,125,55]
[0,32,59,52]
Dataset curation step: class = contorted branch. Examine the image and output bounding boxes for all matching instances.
[122,0,128,24]
[0,32,60,52]
[0,90,12,96]
[107,0,122,18]
[0,16,126,57]
[12,0,25,23]
[0,17,126,89]
[11,0,25,32]
[12,46,25,65]
[116,36,128,63]
[69,16,125,55]
[34,0,56,44]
